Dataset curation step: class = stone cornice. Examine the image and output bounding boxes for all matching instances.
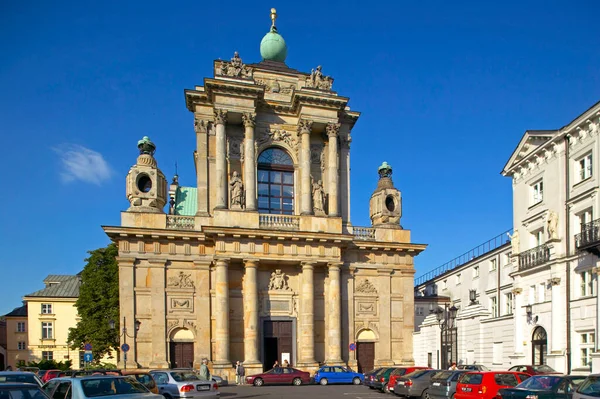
[103,225,207,241]
[201,226,351,243]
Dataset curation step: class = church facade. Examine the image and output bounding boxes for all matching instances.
[103,9,425,378]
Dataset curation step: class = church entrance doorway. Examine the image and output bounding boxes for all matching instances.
[169,328,194,368]
[356,328,376,373]
[532,326,548,365]
[263,320,293,369]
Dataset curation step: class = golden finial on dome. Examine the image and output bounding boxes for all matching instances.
[270,8,277,29]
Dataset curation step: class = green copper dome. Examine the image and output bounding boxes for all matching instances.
[260,8,287,63]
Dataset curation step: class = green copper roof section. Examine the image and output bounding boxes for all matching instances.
[174,187,198,216]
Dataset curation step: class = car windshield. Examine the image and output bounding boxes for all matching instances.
[1,387,48,399]
[82,378,149,397]
[517,376,562,390]
[0,374,41,385]
[577,376,600,397]
[459,373,483,385]
[391,369,407,376]
[433,371,454,381]
[532,365,555,373]
[406,370,430,379]
[170,372,199,382]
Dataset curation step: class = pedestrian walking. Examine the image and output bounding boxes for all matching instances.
[199,358,211,381]
[235,361,245,385]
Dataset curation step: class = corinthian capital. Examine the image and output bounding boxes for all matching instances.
[214,109,228,125]
[242,112,256,128]
[297,119,313,135]
[194,117,208,133]
[326,122,341,137]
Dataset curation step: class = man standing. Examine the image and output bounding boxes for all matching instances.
[199,359,211,381]
[235,361,245,385]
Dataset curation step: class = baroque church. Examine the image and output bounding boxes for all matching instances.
[103,9,425,379]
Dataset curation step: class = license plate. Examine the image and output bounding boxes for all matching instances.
[197,385,210,391]
[462,387,472,392]
[398,382,405,386]
[433,382,441,386]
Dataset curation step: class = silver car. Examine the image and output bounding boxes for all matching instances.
[0,371,44,388]
[394,369,442,398]
[42,376,163,399]
[428,370,467,399]
[574,374,600,399]
[149,370,219,399]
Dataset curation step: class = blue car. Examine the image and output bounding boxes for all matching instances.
[314,366,364,385]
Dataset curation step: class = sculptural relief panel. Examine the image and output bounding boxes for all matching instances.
[169,298,194,313]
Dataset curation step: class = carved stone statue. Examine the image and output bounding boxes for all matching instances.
[268,269,290,291]
[507,230,520,255]
[306,65,333,90]
[218,51,253,78]
[229,171,244,210]
[547,210,559,240]
[312,178,325,216]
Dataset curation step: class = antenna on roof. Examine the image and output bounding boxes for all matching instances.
[172,162,179,185]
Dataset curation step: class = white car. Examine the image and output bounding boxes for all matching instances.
[42,376,164,399]
[574,374,600,399]
[149,370,219,399]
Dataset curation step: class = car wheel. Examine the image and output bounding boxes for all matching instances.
[293,378,302,386]
[352,377,361,385]
[421,389,429,399]
[320,378,328,385]
[254,378,263,387]
[163,395,172,399]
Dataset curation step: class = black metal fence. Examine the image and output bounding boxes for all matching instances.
[575,218,600,250]
[518,244,550,271]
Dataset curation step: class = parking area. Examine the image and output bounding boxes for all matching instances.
[218,384,389,398]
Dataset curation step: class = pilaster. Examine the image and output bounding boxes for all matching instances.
[377,269,393,365]
[194,260,212,366]
[550,277,563,353]
[242,113,257,211]
[117,257,137,369]
[214,109,228,210]
[298,120,313,215]
[148,259,169,368]
[194,117,210,216]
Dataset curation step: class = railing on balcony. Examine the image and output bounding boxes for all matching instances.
[353,226,376,240]
[518,243,550,271]
[575,218,600,250]
[166,215,195,230]
[259,214,300,230]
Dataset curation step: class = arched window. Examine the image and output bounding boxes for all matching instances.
[257,148,294,214]
[532,326,547,365]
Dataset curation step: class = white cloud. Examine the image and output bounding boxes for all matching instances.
[53,144,112,185]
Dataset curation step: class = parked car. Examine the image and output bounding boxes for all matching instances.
[499,375,586,399]
[428,370,469,399]
[42,376,164,399]
[0,371,44,387]
[171,368,227,387]
[0,382,50,399]
[42,370,62,383]
[457,365,490,372]
[387,367,432,393]
[121,371,158,394]
[455,371,531,399]
[18,367,40,374]
[507,365,560,376]
[373,367,402,392]
[314,365,363,385]
[149,369,219,399]
[364,368,384,389]
[394,369,443,398]
[245,367,310,386]
[574,374,600,399]
[58,370,123,378]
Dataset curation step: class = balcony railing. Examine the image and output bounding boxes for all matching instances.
[575,218,600,251]
[166,215,195,230]
[353,226,375,240]
[518,243,550,271]
[259,214,300,230]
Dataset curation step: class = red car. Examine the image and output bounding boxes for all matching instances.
[41,370,61,383]
[507,365,560,375]
[387,366,431,393]
[245,367,311,386]
[455,371,531,399]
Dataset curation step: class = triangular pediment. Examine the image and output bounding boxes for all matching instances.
[502,130,557,175]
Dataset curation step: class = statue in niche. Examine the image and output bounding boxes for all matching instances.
[311,177,326,216]
[507,230,520,255]
[547,211,559,240]
[268,269,290,291]
[229,171,244,209]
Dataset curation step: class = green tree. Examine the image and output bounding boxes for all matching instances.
[68,243,120,363]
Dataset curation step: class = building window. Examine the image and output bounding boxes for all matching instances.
[505,292,513,315]
[42,351,53,361]
[490,296,498,317]
[41,303,52,314]
[576,153,593,183]
[504,253,512,266]
[531,180,544,205]
[17,322,26,332]
[257,148,294,215]
[17,342,26,350]
[538,283,546,303]
[532,229,544,247]
[42,322,53,339]
[474,266,479,278]
[456,274,462,285]
[581,271,595,297]
[416,307,424,316]
[490,259,497,271]
[581,332,595,368]
[578,209,593,233]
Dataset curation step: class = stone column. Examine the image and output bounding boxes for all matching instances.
[340,133,351,225]
[214,258,230,365]
[298,262,317,366]
[149,259,169,368]
[326,262,343,364]
[242,113,257,211]
[377,269,393,365]
[326,123,340,217]
[214,109,228,209]
[243,259,261,365]
[512,288,524,354]
[298,120,313,215]
[117,257,137,369]
[550,277,563,352]
[194,117,209,216]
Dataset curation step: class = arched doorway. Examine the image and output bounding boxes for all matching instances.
[169,328,194,368]
[532,327,547,365]
[257,148,294,214]
[356,329,376,373]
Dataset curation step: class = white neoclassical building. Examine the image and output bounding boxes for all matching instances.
[414,100,600,375]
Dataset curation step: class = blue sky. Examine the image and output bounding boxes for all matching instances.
[1,0,599,315]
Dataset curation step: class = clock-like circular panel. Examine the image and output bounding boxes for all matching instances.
[385,195,395,212]
[137,174,152,193]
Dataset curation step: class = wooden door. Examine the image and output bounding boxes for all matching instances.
[170,342,194,368]
[263,320,293,368]
[356,342,374,373]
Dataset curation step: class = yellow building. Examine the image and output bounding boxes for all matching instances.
[4,304,28,369]
[23,275,82,367]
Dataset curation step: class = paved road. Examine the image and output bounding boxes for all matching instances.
[218,384,390,398]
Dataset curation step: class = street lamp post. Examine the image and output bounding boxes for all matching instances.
[109,317,141,369]
[433,304,458,369]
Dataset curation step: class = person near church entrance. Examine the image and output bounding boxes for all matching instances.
[282,359,289,367]
[199,358,211,381]
[273,360,280,370]
[235,361,245,385]
[449,362,457,370]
